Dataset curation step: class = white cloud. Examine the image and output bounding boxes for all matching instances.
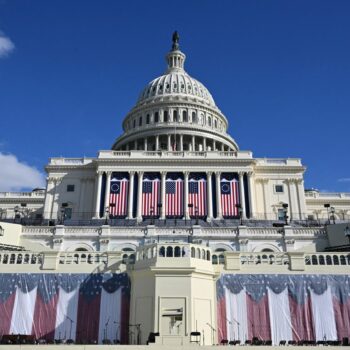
[338,178,350,182]
[0,153,45,191]
[0,32,15,58]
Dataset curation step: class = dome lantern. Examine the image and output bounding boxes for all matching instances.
[166,31,186,73]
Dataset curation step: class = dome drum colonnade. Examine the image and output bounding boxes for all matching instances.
[94,170,255,221]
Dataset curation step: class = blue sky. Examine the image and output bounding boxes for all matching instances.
[0,0,349,192]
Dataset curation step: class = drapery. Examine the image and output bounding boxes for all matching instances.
[0,273,130,344]
[217,274,350,345]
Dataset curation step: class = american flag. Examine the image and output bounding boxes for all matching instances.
[165,178,183,217]
[188,176,207,217]
[142,176,160,216]
[221,177,240,217]
[109,177,129,217]
[0,273,130,344]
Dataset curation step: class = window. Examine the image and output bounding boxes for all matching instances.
[278,209,285,221]
[183,111,187,122]
[154,112,159,123]
[275,185,284,193]
[192,112,197,123]
[164,110,168,122]
[67,185,75,192]
[173,110,178,122]
[146,114,150,124]
[133,119,136,128]
[139,116,142,126]
[208,116,212,126]
[214,119,217,128]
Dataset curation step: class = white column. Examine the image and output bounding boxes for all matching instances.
[191,135,195,151]
[43,178,54,219]
[155,135,159,151]
[104,171,112,214]
[296,179,307,220]
[261,179,269,220]
[207,172,213,221]
[203,137,207,152]
[128,171,135,219]
[144,138,148,151]
[79,178,86,220]
[94,172,103,218]
[136,171,144,221]
[287,179,298,220]
[180,134,183,151]
[167,134,171,151]
[238,172,247,219]
[221,143,224,151]
[215,172,222,219]
[247,172,255,219]
[184,171,189,219]
[213,140,216,151]
[160,172,166,219]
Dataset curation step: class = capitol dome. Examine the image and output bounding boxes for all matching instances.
[112,32,239,152]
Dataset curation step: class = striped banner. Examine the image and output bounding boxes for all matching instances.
[217,274,350,345]
[109,174,129,217]
[142,174,160,217]
[165,177,183,217]
[188,174,207,217]
[221,175,240,217]
[0,273,130,344]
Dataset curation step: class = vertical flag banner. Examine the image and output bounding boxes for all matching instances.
[165,174,184,217]
[109,173,129,217]
[188,174,207,217]
[217,274,350,345]
[221,174,240,217]
[142,173,160,217]
[0,273,130,344]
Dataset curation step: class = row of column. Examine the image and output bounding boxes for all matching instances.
[94,171,254,221]
[123,134,232,152]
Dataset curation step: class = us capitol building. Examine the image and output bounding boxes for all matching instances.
[0,33,349,348]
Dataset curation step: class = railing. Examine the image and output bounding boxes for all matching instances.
[239,252,290,266]
[0,191,45,198]
[98,150,253,159]
[305,253,350,266]
[48,157,94,165]
[220,251,350,271]
[58,252,108,264]
[305,191,350,199]
[0,252,43,265]
[255,158,302,166]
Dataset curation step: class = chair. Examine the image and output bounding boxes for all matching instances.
[221,339,229,345]
[279,340,286,345]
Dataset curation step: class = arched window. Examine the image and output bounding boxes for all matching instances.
[340,255,346,265]
[319,255,325,265]
[183,111,187,122]
[192,112,197,123]
[212,255,218,264]
[174,246,181,257]
[154,112,159,123]
[133,119,136,128]
[208,116,212,126]
[159,246,165,257]
[206,251,211,261]
[326,255,332,265]
[214,119,217,128]
[191,247,195,258]
[146,114,150,124]
[311,255,318,265]
[166,246,173,257]
[218,254,225,264]
[333,256,339,265]
[164,111,168,123]
[139,116,142,126]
